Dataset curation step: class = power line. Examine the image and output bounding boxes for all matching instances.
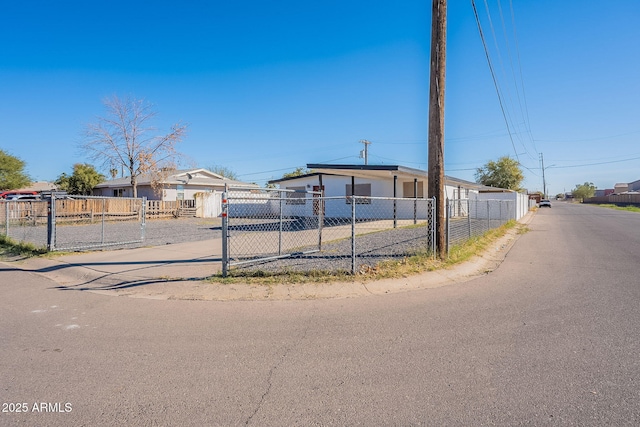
[473,0,540,163]
[535,129,640,143]
[496,0,538,161]
[545,156,640,169]
[508,0,538,155]
[471,0,520,162]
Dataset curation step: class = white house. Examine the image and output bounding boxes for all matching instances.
[270,164,485,198]
[93,168,257,201]
[267,164,529,221]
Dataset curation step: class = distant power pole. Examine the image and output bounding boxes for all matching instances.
[359,139,371,165]
[428,0,447,259]
[540,153,547,197]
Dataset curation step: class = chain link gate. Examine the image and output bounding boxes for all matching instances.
[0,199,49,247]
[47,195,146,251]
[221,188,324,276]
[221,188,436,276]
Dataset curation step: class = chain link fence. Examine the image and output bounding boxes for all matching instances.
[0,200,49,248]
[49,195,146,251]
[0,195,147,251]
[447,198,516,249]
[221,188,435,276]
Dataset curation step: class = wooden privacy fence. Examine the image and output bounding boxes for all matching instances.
[146,200,196,218]
[1,198,201,223]
[54,197,142,221]
[54,198,197,220]
[584,193,640,206]
[0,201,48,224]
[56,199,197,220]
[2,198,144,224]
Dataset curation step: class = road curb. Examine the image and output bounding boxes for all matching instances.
[3,212,535,301]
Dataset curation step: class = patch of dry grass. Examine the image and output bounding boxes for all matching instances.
[210,220,522,285]
[595,204,640,213]
[0,235,48,258]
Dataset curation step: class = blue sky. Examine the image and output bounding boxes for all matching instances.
[1,0,639,196]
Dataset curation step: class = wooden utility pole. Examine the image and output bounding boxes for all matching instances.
[540,153,547,197]
[428,0,447,258]
[360,139,371,165]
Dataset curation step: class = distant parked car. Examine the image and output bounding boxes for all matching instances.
[5,194,41,201]
[0,190,39,199]
[539,199,551,208]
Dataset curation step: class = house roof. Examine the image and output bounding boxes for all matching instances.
[16,181,58,192]
[94,168,256,188]
[269,164,507,191]
[307,164,427,181]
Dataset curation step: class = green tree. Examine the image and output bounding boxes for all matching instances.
[572,182,596,201]
[207,165,238,180]
[282,167,309,179]
[82,95,188,197]
[55,164,105,195]
[0,149,30,190]
[475,156,524,191]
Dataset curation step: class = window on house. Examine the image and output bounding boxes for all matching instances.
[345,183,372,204]
[113,189,124,197]
[286,186,306,205]
[402,181,424,198]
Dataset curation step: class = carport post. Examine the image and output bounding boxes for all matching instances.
[221,192,229,277]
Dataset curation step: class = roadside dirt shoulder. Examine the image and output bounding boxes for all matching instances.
[98,217,529,301]
[4,214,532,301]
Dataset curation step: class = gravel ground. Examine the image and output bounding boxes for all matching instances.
[4,215,509,274]
[3,217,222,251]
[231,218,510,274]
[233,225,434,274]
[141,217,222,246]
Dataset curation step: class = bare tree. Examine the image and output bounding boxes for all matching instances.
[207,164,238,180]
[82,96,188,197]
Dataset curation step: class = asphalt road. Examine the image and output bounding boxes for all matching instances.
[1,202,639,426]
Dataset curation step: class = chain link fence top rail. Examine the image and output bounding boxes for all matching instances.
[1,197,225,251]
[0,200,49,248]
[50,195,146,251]
[223,189,435,275]
[447,198,516,249]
